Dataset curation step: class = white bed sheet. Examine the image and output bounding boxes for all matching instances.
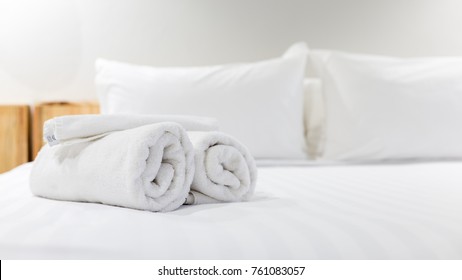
[1,161,461,259]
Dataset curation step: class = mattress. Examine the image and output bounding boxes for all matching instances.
[1,161,461,259]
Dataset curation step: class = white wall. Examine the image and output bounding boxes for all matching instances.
[1,0,462,104]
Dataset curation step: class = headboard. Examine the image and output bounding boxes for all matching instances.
[0,105,29,173]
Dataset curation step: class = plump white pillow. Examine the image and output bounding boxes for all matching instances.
[96,43,308,159]
[311,50,462,161]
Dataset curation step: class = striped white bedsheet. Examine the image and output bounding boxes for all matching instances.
[0,161,461,259]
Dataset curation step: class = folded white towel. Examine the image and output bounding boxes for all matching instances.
[185,131,257,205]
[31,122,194,212]
[43,114,219,146]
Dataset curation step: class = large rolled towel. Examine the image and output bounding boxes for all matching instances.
[43,114,219,146]
[30,123,194,212]
[185,131,257,205]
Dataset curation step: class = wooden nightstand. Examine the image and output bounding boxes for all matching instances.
[32,102,99,159]
[0,105,30,173]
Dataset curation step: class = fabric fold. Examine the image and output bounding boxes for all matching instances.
[30,122,194,212]
[185,131,257,204]
[43,114,219,146]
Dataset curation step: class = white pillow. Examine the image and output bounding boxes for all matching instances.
[311,50,462,161]
[96,43,308,159]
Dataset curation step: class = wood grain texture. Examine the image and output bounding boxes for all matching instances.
[0,105,30,173]
[32,102,99,159]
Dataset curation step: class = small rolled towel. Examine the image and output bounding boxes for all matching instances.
[185,131,257,205]
[30,122,194,212]
[43,114,219,146]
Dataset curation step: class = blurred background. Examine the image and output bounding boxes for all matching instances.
[1,0,462,103]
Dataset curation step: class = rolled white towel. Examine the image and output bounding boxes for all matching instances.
[43,114,219,146]
[30,122,194,212]
[185,131,257,205]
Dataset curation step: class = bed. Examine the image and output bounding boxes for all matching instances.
[3,45,462,260]
[1,160,461,259]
